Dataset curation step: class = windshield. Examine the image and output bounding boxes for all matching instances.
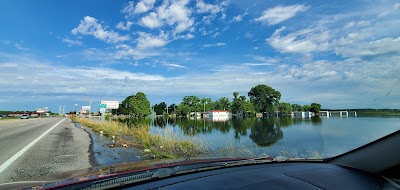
[1,0,399,185]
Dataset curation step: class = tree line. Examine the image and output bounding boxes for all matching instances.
[114,84,321,117]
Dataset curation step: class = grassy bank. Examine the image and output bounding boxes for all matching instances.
[75,117,207,159]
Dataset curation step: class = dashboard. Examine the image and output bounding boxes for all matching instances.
[124,162,398,190]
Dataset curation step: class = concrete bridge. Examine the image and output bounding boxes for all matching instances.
[319,110,357,117]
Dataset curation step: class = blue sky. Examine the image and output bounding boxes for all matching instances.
[1,0,400,112]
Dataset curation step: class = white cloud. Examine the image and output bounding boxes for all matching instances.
[72,16,130,43]
[116,21,133,31]
[395,3,400,9]
[2,48,400,109]
[267,26,331,54]
[244,32,253,39]
[139,0,194,34]
[220,13,226,20]
[112,44,160,60]
[242,63,274,66]
[232,12,247,22]
[62,38,82,46]
[14,43,29,51]
[139,12,164,29]
[158,0,194,33]
[196,0,229,24]
[134,0,156,14]
[232,15,242,22]
[121,1,135,18]
[175,33,194,40]
[211,32,220,38]
[255,4,308,25]
[202,42,226,47]
[196,0,222,14]
[334,37,400,58]
[136,31,169,49]
[163,62,185,68]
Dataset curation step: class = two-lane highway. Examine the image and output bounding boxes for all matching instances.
[0,117,92,184]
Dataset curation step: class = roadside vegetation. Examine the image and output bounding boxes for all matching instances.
[75,117,207,159]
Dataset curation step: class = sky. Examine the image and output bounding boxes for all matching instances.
[0,0,400,112]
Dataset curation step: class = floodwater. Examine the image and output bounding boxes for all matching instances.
[147,116,400,158]
[74,122,143,166]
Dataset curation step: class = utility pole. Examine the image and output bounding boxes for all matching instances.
[89,99,92,117]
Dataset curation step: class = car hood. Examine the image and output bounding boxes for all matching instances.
[0,157,252,189]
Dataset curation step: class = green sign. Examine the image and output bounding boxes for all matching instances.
[99,104,106,108]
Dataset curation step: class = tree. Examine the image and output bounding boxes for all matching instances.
[176,103,190,116]
[168,103,178,114]
[213,97,231,110]
[231,92,242,114]
[182,96,201,112]
[122,92,151,117]
[154,102,167,115]
[248,84,281,114]
[200,98,213,112]
[231,92,250,115]
[291,104,302,112]
[302,104,311,111]
[278,102,292,115]
[310,103,321,114]
[113,104,127,115]
[243,100,255,115]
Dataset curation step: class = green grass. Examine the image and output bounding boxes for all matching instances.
[75,117,208,159]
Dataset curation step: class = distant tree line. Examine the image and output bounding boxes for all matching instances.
[114,84,323,118]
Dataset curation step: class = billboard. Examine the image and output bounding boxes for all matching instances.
[100,101,119,109]
[36,107,48,113]
[81,106,91,111]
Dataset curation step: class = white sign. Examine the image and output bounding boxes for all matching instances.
[100,108,106,113]
[36,107,48,113]
[100,101,119,109]
[81,106,91,111]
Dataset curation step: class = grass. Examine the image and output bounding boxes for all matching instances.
[75,117,208,159]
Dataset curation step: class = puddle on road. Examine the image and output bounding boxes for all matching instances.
[73,122,145,166]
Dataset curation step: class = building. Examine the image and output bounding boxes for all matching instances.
[293,111,314,118]
[208,110,230,117]
[7,112,39,118]
[207,110,230,122]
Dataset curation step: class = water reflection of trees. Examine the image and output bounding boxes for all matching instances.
[148,116,322,146]
[249,119,283,146]
[164,118,232,136]
[116,117,151,128]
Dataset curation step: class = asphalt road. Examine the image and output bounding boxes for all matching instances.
[0,117,91,184]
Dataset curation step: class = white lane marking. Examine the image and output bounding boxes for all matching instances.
[0,118,66,173]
